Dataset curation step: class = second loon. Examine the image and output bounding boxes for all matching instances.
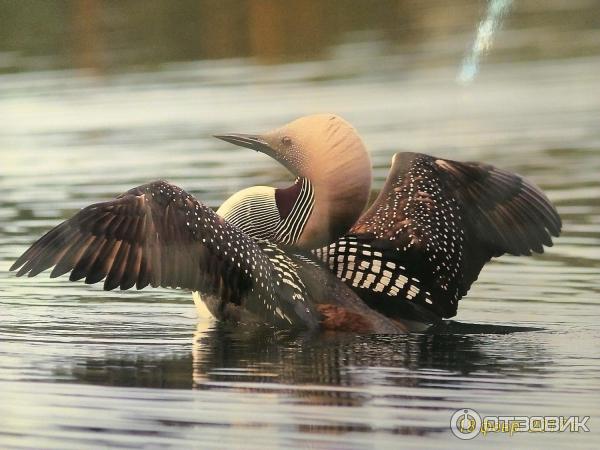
[10,114,561,332]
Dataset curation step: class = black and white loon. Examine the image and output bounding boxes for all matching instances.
[10,114,561,332]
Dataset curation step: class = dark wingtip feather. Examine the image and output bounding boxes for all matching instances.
[50,266,70,279]
[10,240,44,272]
[103,279,119,291]
[13,254,36,276]
[85,272,107,285]
[16,259,37,277]
[9,259,23,272]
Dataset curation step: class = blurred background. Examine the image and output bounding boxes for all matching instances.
[1,0,599,72]
[1,1,599,449]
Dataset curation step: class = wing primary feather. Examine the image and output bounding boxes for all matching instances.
[70,237,107,281]
[85,239,120,285]
[12,222,74,274]
[15,225,73,276]
[121,245,142,290]
[136,251,151,290]
[27,239,74,277]
[104,241,130,290]
[51,233,95,278]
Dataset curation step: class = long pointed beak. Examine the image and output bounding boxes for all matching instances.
[214,133,274,156]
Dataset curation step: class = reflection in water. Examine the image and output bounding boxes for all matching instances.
[58,322,552,439]
[66,322,547,392]
[51,321,555,441]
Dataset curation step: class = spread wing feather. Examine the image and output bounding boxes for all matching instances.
[333,152,561,318]
[11,180,319,328]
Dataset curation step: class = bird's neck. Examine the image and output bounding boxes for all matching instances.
[273,177,315,245]
[295,165,372,249]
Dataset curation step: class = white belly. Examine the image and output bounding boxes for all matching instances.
[192,291,214,319]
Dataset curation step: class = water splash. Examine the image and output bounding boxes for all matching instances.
[458,0,514,83]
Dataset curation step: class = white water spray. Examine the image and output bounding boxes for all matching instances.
[458,0,513,83]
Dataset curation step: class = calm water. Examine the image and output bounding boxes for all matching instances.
[1,1,600,448]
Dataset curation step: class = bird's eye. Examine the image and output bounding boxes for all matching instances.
[281,136,292,146]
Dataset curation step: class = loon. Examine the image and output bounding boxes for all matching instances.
[213,115,562,324]
[10,114,561,331]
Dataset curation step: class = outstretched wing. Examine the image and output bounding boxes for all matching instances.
[319,152,561,319]
[10,181,319,328]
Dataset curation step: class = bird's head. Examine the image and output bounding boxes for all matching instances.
[215,114,372,249]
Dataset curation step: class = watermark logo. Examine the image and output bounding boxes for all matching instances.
[450,408,590,439]
[450,408,482,440]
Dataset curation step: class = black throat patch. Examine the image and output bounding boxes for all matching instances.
[275,179,303,220]
[273,178,315,245]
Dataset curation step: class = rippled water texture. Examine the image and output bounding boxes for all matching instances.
[1,1,599,448]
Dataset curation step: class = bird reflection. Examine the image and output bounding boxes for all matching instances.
[66,320,545,393]
[62,320,547,437]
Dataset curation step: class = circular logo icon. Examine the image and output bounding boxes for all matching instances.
[450,408,482,440]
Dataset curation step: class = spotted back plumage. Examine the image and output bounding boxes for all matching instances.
[313,152,561,319]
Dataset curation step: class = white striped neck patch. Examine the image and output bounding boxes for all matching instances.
[217,178,314,246]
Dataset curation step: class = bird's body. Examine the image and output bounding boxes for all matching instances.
[10,114,561,332]
[10,180,408,332]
